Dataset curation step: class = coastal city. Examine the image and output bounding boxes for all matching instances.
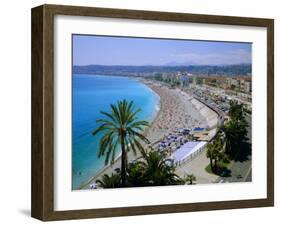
[72,35,252,190]
[144,71,252,184]
[75,66,252,189]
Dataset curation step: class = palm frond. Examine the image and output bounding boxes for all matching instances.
[100,110,118,124]
[92,123,114,136]
[98,131,115,158]
[96,118,117,128]
[110,104,122,125]
[110,138,119,165]
[127,129,150,144]
[125,108,141,125]
[131,137,146,157]
[127,120,149,129]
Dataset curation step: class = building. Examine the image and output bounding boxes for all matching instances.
[227,77,239,89]
[180,75,189,87]
[226,76,252,93]
[244,80,252,93]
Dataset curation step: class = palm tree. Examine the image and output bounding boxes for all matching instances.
[141,151,183,186]
[206,132,227,173]
[96,173,121,188]
[92,99,150,187]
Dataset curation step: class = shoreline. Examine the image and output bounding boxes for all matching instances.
[78,80,162,189]
[78,79,214,189]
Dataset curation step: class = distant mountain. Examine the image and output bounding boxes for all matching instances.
[164,61,198,66]
[73,64,252,77]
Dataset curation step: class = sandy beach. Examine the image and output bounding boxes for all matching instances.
[79,79,209,189]
[143,80,208,143]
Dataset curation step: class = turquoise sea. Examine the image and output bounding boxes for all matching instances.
[72,74,160,189]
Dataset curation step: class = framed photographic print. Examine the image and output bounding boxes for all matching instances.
[31,4,274,221]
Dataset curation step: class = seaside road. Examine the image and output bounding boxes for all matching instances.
[216,157,252,183]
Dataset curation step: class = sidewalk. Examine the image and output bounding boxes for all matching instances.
[175,148,219,184]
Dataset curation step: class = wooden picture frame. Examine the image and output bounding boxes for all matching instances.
[31,4,274,221]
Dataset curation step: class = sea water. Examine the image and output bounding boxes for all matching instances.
[72,74,159,189]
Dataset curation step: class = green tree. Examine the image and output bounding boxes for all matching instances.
[92,99,150,187]
[206,132,228,173]
[223,101,248,157]
[126,161,146,187]
[228,101,247,122]
[223,120,246,155]
[184,174,196,185]
[141,151,183,186]
[96,172,121,188]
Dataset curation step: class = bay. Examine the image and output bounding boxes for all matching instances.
[72,74,159,189]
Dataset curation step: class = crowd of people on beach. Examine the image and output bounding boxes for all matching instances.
[157,130,190,153]
[145,82,208,144]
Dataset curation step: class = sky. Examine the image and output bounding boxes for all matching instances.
[73,35,252,66]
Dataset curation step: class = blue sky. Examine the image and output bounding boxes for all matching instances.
[73,35,252,66]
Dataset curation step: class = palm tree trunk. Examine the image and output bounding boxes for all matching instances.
[214,159,218,173]
[210,158,213,171]
[120,133,126,187]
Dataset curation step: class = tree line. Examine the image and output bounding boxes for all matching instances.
[206,101,249,175]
